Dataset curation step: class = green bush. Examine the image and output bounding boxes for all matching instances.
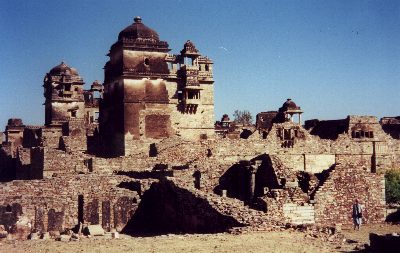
[385,169,400,204]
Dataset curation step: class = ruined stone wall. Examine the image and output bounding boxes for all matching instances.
[60,136,87,152]
[271,154,335,173]
[348,115,390,140]
[28,147,91,179]
[0,144,15,181]
[15,148,32,180]
[335,154,373,169]
[41,127,62,149]
[42,149,89,178]
[331,135,374,154]
[386,139,400,169]
[0,175,138,234]
[257,187,314,225]
[314,164,385,226]
[265,122,332,154]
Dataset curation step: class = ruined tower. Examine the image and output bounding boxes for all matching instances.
[101,17,215,156]
[43,62,85,127]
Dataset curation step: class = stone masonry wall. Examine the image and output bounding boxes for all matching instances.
[0,174,138,234]
[314,164,385,226]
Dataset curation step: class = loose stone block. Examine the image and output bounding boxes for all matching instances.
[87,224,104,236]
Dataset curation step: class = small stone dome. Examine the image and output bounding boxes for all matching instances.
[282,98,298,109]
[118,17,160,41]
[49,61,79,76]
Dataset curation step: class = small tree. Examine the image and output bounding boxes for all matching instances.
[385,169,400,204]
[233,110,253,126]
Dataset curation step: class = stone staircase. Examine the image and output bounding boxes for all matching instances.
[282,203,315,225]
[309,164,337,201]
[169,177,283,231]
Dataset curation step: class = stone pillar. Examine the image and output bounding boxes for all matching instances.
[299,113,302,125]
[246,160,262,203]
[249,166,256,202]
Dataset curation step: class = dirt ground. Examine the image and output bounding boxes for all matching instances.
[0,223,399,253]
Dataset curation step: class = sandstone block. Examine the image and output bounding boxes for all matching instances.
[59,234,71,242]
[87,225,104,236]
[49,230,60,238]
[10,224,31,240]
[30,232,39,240]
[41,232,50,240]
[112,231,120,239]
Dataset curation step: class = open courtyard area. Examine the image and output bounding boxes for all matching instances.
[1,224,399,253]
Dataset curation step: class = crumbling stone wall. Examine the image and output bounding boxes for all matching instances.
[1,113,398,235]
[314,164,385,225]
[265,122,332,154]
[258,189,314,225]
[29,148,90,178]
[0,144,15,181]
[40,127,62,149]
[15,148,32,180]
[0,174,138,234]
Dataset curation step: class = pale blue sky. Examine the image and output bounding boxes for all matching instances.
[0,0,399,126]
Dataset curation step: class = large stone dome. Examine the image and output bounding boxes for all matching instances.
[49,61,79,76]
[118,16,160,41]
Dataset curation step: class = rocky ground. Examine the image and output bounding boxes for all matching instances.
[0,223,399,253]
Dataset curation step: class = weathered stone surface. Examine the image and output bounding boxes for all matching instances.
[48,230,60,239]
[41,232,50,240]
[112,231,119,239]
[87,224,104,236]
[58,234,71,242]
[29,232,39,240]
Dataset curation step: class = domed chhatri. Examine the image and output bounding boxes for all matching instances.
[279,98,303,124]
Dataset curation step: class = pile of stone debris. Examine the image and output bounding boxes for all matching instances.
[0,217,120,242]
[28,225,120,242]
[229,223,345,244]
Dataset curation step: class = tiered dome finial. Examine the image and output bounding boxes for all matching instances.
[134,16,142,23]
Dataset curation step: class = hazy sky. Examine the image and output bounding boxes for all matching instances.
[0,0,399,127]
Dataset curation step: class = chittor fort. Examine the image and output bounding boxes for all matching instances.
[1,17,400,246]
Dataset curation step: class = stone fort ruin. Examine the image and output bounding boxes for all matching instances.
[1,17,400,239]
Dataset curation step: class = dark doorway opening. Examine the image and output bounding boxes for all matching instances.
[78,195,84,224]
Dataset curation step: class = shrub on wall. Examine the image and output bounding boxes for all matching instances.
[385,169,400,204]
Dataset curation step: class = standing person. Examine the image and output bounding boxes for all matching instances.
[352,199,363,230]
